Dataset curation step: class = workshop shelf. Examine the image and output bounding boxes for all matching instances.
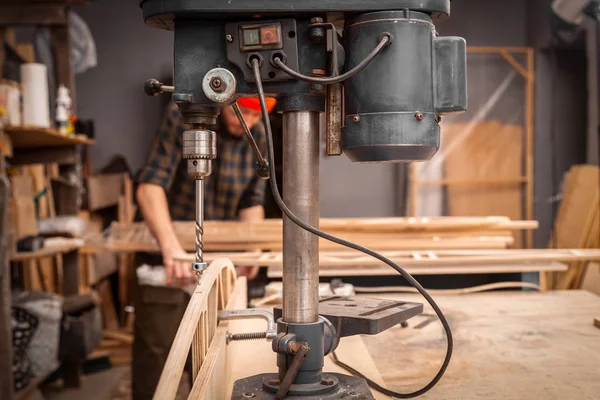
[5,126,95,148]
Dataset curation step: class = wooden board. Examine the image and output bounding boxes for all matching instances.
[175,249,600,268]
[5,126,94,148]
[9,174,37,239]
[548,165,600,290]
[11,243,80,261]
[266,262,567,278]
[443,122,524,247]
[99,218,540,253]
[361,290,600,399]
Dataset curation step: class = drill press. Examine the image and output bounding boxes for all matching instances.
[141,1,467,398]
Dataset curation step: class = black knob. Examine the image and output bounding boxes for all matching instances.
[144,79,164,97]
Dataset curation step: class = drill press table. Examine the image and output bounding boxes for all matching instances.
[360,290,600,400]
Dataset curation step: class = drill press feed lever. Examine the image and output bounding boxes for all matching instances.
[141,0,466,398]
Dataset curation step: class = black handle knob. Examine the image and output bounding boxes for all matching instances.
[144,79,164,97]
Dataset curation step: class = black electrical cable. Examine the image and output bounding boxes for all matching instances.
[251,59,453,398]
[273,34,391,85]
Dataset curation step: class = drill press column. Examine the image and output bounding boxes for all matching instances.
[282,111,320,324]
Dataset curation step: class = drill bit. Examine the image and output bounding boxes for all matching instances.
[194,178,206,283]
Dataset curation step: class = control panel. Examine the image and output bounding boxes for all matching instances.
[226,18,300,83]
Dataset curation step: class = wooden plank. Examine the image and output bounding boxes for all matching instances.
[11,243,80,261]
[525,49,535,248]
[414,177,528,187]
[444,122,524,248]
[5,127,94,148]
[549,165,600,289]
[51,24,76,111]
[267,262,568,278]
[175,249,598,268]
[10,175,37,240]
[364,290,600,400]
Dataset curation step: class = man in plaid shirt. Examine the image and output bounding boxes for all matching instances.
[133,98,276,399]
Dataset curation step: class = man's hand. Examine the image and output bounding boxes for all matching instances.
[162,244,196,287]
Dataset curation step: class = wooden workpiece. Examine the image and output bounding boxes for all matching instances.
[97,217,537,253]
[359,290,600,399]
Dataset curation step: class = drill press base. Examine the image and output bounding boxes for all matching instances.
[231,373,374,399]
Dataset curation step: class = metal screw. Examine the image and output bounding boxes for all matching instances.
[226,34,234,43]
[352,115,360,123]
[348,391,359,397]
[242,393,256,398]
[268,378,281,386]
[312,69,326,76]
[311,17,324,24]
[415,111,424,121]
[321,377,335,386]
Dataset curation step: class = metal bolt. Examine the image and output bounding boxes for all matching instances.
[348,391,359,398]
[210,77,223,89]
[311,17,324,24]
[226,34,234,43]
[242,393,256,398]
[321,377,335,386]
[268,378,281,386]
[352,115,360,123]
[312,69,326,76]
[415,111,424,121]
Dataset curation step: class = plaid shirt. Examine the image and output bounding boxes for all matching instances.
[138,102,267,221]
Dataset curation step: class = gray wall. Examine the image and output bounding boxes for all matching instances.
[73,0,173,173]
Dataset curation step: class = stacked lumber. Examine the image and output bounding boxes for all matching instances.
[172,249,600,278]
[547,165,600,290]
[98,216,538,253]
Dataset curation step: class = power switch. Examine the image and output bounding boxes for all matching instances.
[260,26,281,45]
[239,22,283,52]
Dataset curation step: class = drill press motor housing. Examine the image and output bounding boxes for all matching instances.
[140,1,466,398]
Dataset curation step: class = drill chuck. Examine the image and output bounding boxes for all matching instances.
[183,129,217,179]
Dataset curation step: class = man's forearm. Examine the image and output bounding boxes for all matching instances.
[239,205,265,222]
[136,183,179,249]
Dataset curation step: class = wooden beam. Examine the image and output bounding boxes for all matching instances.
[414,177,528,187]
[9,147,78,166]
[0,5,68,26]
[267,262,568,278]
[51,23,75,110]
[468,46,530,54]
[525,48,535,248]
[500,50,529,79]
[175,249,599,268]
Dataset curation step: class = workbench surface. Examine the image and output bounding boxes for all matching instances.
[357,290,600,400]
